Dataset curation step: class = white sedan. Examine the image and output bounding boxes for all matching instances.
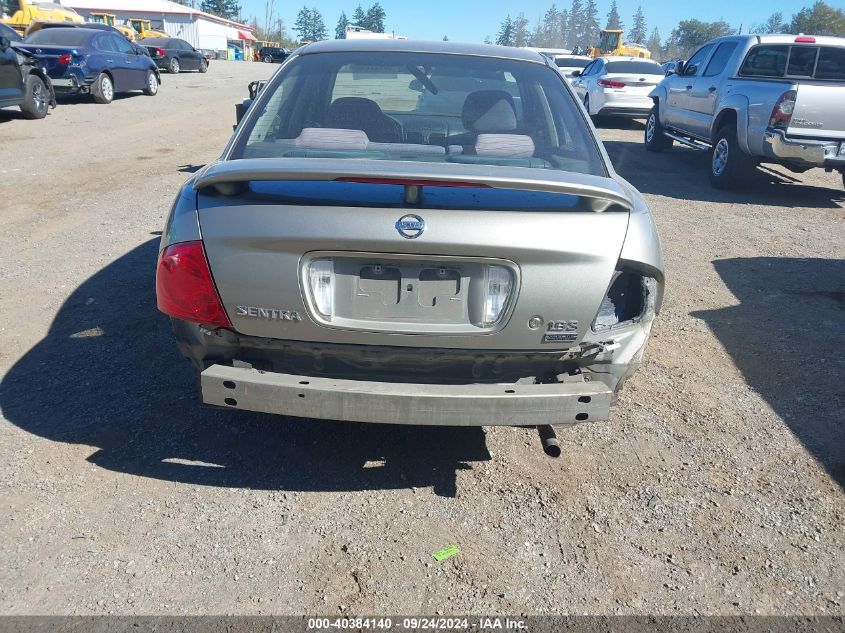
[571,56,665,118]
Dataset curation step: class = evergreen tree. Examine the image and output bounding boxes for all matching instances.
[605,0,623,30]
[645,27,661,58]
[311,7,327,39]
[201,0,241,20]
[443,35,449,40]
[335,10,349,38]
[365,2,386,32]
[352,4,367,27]
[582,0,600,49]
[496,15,515,46]
[513,13,530,47]
[294,6,327,41]
[560,8,570,48]
[629,5,647,43]
[568,0,583,51]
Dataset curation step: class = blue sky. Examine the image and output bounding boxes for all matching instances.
[240,0,820,41]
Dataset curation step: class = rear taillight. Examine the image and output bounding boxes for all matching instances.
[156,241,231,328]
[155,48,166,57]
[57,54,72,65]
[769,90,797,130]
[598,79,626,88]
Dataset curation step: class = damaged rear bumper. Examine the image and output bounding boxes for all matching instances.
[201,364,612,426]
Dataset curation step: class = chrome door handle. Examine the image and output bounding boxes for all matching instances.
[708,86,717,92]
[106,59,114,63]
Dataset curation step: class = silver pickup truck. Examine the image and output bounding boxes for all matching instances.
[645,34,845,189]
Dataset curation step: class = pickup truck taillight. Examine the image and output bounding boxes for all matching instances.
[769,90,797,130]
[598,79,626,88]
[156,241,232,328]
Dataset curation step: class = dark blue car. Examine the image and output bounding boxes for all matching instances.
[17,27,160,104]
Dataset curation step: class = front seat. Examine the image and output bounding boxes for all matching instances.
[326,97,403,143]
[450,90,519,147]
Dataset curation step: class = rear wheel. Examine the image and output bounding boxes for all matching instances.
[710,124,757,190]
[91,72,113,104]
[20,74,49,119]
[263,55,272,63]
[644,106,673,152]
[143,70,159,96]
[199,58,208,73]
[169,57,181,74]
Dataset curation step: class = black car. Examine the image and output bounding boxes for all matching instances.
[0,23,56,119]
[258,46,288,63]
[140,37,207,74]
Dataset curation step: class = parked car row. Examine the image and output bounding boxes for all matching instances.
[0,24,210,119]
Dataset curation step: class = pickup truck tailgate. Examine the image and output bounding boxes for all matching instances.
[787,83,845,140]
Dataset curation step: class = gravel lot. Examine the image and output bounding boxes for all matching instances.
[0,60,843,616]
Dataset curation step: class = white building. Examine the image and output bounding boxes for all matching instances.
[345,25,407,40]
[59,0,256,58]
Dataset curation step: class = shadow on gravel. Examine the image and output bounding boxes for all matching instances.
[692,257,845,491]
[592,117,646,131]
[603,140,845,209]
[0,239,490,498]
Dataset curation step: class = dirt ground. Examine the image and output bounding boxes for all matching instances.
[0,60,843,616]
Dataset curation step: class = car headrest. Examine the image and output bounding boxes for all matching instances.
[474,134,535,158]
[295,127,369,150]
[462,90,517,133]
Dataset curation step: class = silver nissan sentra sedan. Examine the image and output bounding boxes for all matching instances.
[156,39,664,441]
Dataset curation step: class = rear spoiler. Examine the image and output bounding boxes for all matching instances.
[193,158,632,212]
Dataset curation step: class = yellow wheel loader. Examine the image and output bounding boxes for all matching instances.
[1,0,83,36]
[587,29,651,59]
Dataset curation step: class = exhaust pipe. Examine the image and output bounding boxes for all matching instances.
[537,425,561,458]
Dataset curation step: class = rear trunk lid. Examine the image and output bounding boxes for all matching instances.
[193,158,631,351]
[13,44,77,76]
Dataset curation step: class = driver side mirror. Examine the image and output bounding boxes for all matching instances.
[0,36,10,50]
[675,61,685,75]
[570,70,582,77]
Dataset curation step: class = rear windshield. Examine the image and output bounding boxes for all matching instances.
[141,37,169,46]
[605,61,664,74]
[740,44,845,80]
[233,51,606,177]
[555,58,591,68]
[24,29,91,46]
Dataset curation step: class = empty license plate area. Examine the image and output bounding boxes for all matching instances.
[304,254,518,334]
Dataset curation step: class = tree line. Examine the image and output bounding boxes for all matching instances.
[493,0,844,61]
[291,3,388,42]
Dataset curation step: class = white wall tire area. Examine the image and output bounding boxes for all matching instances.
[709,124,757,190]
[91,73,114,104]
[144,71,159,96]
